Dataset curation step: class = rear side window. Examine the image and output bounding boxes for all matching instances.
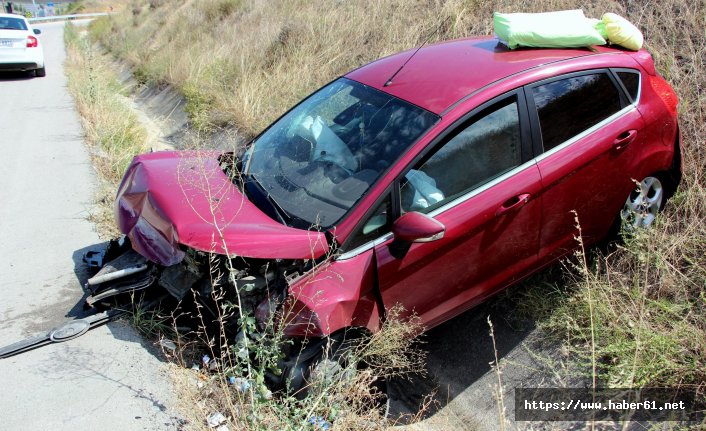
[0,17,28,30]
[532,73,622,151]
[616,70,640,102]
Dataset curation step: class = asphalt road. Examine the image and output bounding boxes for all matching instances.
[0,21,178,430]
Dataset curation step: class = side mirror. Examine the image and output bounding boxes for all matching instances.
[392,211,445,243]
[33,29,41,35]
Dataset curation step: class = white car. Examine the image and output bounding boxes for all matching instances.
[0,13,45,77]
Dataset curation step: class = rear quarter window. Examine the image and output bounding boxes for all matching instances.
[531,72,622,151]
[616,70,640,102]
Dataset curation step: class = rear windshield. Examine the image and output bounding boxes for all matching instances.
[0,17,28,31]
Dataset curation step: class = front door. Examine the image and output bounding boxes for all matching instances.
[374,92,543,328]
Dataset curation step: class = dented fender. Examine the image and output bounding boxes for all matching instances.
[115,151,330,265]
[282,250,381,337]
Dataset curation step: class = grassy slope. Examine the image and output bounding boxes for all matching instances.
[64,22,150,236]
[88,0,704,404]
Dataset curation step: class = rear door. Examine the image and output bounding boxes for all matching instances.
[371,91,543,328]
[527,69,646,263]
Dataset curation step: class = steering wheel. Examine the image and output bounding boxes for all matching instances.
[309,159,351,183]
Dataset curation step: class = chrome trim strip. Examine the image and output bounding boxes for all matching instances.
[428,160,537,217]
[532,104,637,163]
[337,233,393,261]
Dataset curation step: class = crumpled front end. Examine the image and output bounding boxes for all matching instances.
[116,161,185,266]
[113,151,330,266]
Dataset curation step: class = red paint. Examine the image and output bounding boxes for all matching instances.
[115,151,329,265]
[116,37,679,339]
[391,211,445,242]
[347,37,626,115]
[283,252,381,337]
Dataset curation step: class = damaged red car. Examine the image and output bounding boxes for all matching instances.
[98,36,681,390]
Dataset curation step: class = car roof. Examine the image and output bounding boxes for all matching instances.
[0,13,27,19]
[346,36,631,115]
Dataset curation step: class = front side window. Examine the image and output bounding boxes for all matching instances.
[401,97,522,213]
[243,78,438,228]
[346,194,392,249]
[532,73,621,151]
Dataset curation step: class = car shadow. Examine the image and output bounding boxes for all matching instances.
[387,299,529,415]
[68,242,108,319]
[0,70,35,81]
[386,272,575,427]
[68,242,170,362]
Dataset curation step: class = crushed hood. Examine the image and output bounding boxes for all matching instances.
[115,151,330,266]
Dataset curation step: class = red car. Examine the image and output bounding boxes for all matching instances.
[107,36,680,387]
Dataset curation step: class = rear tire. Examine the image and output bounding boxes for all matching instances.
[35,67,46,77]
[600,173,671,250]
[620,175,665,231]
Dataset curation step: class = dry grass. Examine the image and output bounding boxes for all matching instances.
[64,23,150,236]
[68,0,705,426]
[90,0,617,137]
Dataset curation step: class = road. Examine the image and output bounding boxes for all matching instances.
[0,21,179,430]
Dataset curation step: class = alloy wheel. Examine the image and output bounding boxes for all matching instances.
[620,176,664,229]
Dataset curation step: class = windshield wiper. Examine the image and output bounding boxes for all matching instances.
[246,175,292,225]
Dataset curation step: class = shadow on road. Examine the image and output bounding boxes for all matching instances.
[68,242,108,319]
[68,242,170,362]
[386,271,578,429]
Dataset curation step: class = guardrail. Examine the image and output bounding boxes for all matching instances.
[28,12,109,23]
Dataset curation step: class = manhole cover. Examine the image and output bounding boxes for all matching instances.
[49,320,91,342]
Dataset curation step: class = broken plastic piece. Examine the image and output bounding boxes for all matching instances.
[0,295,166,359]
[0,312,116,358]
[83,250,105,269]
[159,339,177,352]
[232,377,251,393]
[83,236,129,269]
[87,264,149,286]
[308,416,331,431]
[207,412,226,428]
[49,319,91,342]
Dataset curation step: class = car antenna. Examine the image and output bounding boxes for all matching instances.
[383,17,451,87]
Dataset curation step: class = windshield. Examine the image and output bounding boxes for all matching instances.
[0,17,28,31]
[244,78,438,228]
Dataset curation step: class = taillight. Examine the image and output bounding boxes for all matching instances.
[649,74,678,116]
[26,35,38,48]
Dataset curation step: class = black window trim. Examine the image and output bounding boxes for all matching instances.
[524,68,632,158]
[337,88,534,258]
[609,67,642,105]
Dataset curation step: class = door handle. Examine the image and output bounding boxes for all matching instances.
[496,193,531,216]
[613,129,637,151]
